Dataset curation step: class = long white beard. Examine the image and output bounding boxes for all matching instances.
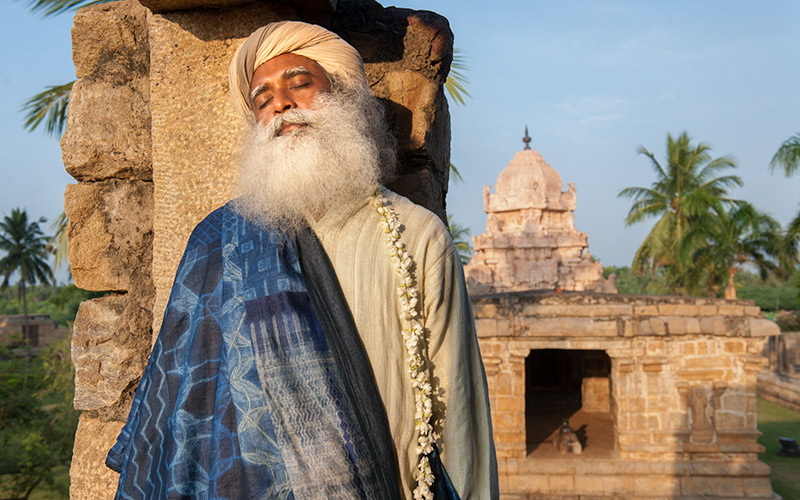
[234,88,392,237]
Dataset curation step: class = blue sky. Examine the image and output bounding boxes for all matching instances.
[1,0,799,274]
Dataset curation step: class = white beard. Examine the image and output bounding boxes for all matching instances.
[234,87,393,237]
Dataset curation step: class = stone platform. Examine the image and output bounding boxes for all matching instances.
[474,290,778,499]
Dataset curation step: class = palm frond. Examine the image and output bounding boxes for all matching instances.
[770,132,800,177]
[47,212,69,273]
[449,162,463,184]
[21,81,73,136]
[447,213,473,265]
[23,0,107,16]
[444,49,471,107]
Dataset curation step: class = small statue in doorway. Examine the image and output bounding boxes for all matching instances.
[555,418,582,454]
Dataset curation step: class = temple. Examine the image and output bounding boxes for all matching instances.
[465,129,616,294]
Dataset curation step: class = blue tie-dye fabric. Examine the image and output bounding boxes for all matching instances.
[107,203,393,499]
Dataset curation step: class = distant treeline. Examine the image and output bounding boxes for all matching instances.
[603,266,800,312]
[0,285,107,326]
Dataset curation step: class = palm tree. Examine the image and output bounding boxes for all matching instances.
[447,214,473,265]
[769,132,800,267]
[618,131,742,294]
[770,132,800,177]
[0,209,54,348]
[681,202,782,299]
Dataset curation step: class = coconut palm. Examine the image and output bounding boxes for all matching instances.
[0,208,54,348]
[770,132,800,177]
[618,132,743,294]
[447,214,473,265]
[769,132,800,266]
[681,202,782,299]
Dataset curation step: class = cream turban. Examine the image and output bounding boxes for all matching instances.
[228,20,367,117]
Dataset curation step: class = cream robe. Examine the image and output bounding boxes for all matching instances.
[310,190,498,500]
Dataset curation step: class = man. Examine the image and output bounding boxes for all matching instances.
[107,21,497,500]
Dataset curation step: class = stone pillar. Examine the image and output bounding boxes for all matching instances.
[63,1,454,498]
[63,2,154,497]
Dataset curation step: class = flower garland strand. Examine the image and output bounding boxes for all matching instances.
[372,190,435,500]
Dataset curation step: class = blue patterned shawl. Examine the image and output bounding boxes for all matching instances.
[107,203,401,499]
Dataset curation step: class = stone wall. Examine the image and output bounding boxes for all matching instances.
[474,291,777,499]
[63,0,454,497]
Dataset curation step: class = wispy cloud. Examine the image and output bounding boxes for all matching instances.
[557,96,633,125]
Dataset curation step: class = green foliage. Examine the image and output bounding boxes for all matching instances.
[0,208,54,350]
[757,398,800,499]
[447,214,473,265]
[619,132,747,295]
[444,49,471,107]
[681,202,784,299]
[602,265,674,295]
[770,132,800,177]
[735,268,800,311]
[21,0,107,17]
[21,82,73,137]
[0,285,105,327]
[46,213,69,276]
[773,310,800,332]
[0,335,78,499]
[0,209,53,290]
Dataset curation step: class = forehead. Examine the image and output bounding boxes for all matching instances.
[250,53,327,92]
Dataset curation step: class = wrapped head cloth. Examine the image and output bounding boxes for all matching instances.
[229,21,367,117]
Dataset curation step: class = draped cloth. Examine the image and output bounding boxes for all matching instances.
[107,203,402,499]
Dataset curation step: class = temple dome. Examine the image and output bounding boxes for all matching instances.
[495,149,564,197]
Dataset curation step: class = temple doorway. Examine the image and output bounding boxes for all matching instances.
[525,349,615,457]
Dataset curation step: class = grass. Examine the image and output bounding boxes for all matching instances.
[758,397,800,500]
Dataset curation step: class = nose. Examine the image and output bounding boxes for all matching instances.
[272,88,295,116]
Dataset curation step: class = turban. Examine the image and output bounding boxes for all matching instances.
[229,20,367,117]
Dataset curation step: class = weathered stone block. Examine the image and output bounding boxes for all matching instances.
[658,303,698,316]
[69,414,125,500]
[71,0,150,81]
[72,296,138,411]
[519,317,618,337]
[574,475,603,495]
[475,318,498,337]
[681,476,744,497]
[666,316,688,334]
[62,78,152,182]
[634,304,659,315]
[495,396,524,413]
[718,304,745,316]
[748,317,780,337]
[742,477,773,497]
[65,180,153,292]
[634,475,678,496]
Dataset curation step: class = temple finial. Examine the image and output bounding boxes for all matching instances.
[523,126,531,150]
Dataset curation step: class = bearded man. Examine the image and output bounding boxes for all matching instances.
[107,21,498,500]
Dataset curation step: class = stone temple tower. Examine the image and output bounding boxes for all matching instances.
[464,129,616,294]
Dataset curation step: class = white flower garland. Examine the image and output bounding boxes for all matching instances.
[372,189,435,500]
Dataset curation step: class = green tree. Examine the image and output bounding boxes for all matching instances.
[681,202,782,299]
[0,209,54,350]
[447,214,473,265]
[0,335,79,499]
[618,131,742,294]
[769,132,800,270]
